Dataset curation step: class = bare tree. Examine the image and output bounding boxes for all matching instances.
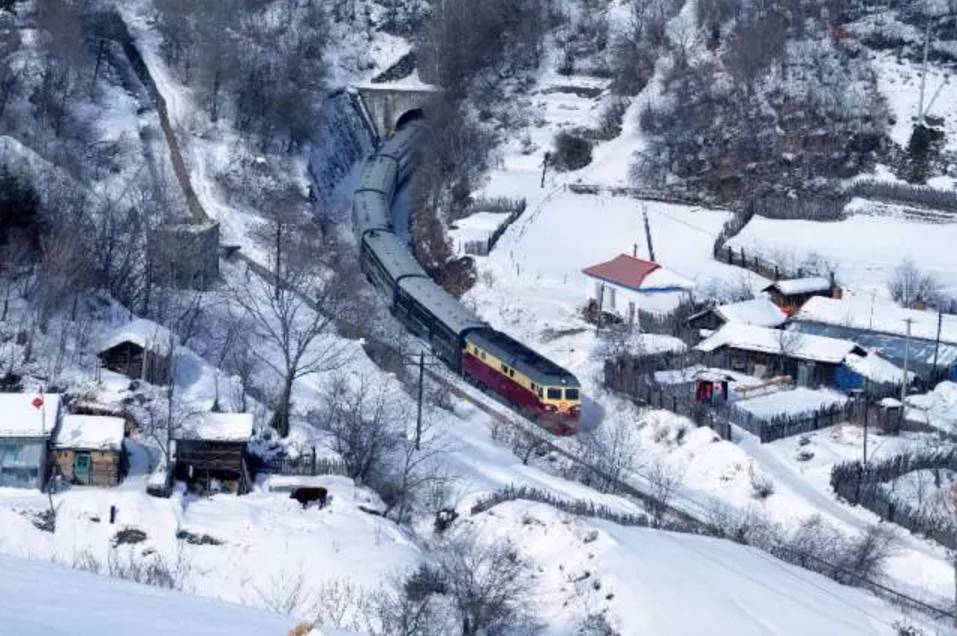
[575,422,639,493]
[311,373,404,483]
[644,458,684,527]
[431,534,539,636]
[232,251,350,437]
[776,329,804,376]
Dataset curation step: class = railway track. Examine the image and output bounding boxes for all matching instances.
[117,21,956,622]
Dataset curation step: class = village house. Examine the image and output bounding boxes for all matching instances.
[52,415,127,487]
[0,394,61,490]
[763,276,840,315]
[686,297,788,333]
[792,295,957,384]
[582,254,694,324]
[174,412,254,495]
[695,323,912,394]
[98,319,176,386]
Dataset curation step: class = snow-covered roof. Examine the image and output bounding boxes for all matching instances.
[713,298,788,328]
[695,324,862,364]
[763,277,832,296]
[795,295,957,344]
[582,254,693,291]
[54,415,125,451]
[177,412,254,443]
[843,352,914,385]
[0,393,61,439]
[99,319,176,356]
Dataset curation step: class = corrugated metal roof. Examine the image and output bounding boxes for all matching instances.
[466,328,579,386]
[582,254,660,290]
[397,277,486,336]
[357,155,397,195]
[353,189,390,234]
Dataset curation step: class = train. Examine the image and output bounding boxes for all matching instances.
[353,119,582,433]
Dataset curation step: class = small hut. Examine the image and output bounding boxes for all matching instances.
[0,393,61,490]
[762,277,839,315]
[53,415,127,487]
[174,412,253,494]
[98,319,175,386]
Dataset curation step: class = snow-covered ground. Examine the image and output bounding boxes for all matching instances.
[0,554,295,636]
[726,213,957,298]
[735,387,849,420]
[466,500,924,635]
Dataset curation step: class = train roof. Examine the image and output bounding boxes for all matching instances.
[397,277,487,336]
[362,230,428,281]
[466,327,580,387]
[357,155,398,194]
[378,123,423,162]
[353,189,390,234]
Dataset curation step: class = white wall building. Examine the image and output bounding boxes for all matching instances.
[582,254,694,322]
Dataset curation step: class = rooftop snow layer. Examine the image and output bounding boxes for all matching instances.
[714,297,788,327]
[0,394,61,439]
[695,323,861,364]
[177,412,253,443]
[99,319,176,356]
[764,277,832,296]
[54,415,125,451]
[795,295,957,344]
[844,352,913,385]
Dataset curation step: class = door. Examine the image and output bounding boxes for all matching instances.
[74,452,92,485]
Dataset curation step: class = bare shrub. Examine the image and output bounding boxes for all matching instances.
[552,131,593,171]
[887,258,942,307]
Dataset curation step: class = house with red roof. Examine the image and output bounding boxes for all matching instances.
[582,254,694,323]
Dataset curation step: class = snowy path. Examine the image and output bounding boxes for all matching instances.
[733,425,955,604]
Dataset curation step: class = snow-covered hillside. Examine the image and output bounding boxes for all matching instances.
[0,554,295,636]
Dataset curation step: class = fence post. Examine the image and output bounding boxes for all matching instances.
[672,395,677,413]
[311,447,317,476]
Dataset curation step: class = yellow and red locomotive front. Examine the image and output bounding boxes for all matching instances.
[461,329,581,433]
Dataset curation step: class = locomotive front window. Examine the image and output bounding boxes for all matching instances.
[546,388,562,400]
[565,388,580,401]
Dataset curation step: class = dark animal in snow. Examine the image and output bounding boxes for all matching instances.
[290,487,328,509]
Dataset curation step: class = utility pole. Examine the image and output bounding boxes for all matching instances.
[540,152,550,188]
[918,18,932,127]
[595,283,605,336]
[862,381,869,466]
[900,317,914,430]
[416,351,424,450]
[642,206,656,262]
[933,307,943,381]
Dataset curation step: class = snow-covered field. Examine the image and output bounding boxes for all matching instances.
[726,213,957,298]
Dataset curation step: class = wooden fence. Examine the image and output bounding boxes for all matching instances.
[831,449,957,550]
[731,401,856,443]
[254,450,349,477]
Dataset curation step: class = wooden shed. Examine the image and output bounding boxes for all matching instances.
[762,277,839,316]
[174,412,254,495]
[0,393,61,490]
[98,319,175,386]
[53,415,127,487]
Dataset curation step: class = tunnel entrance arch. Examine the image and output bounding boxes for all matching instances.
[395,108,424,130]
[354,84,439,140]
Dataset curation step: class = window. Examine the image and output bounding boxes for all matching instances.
[508,369,514,378]
[480,352,486,360]
[537,387,543,398]
[564,388,580,401]
[547,388,562,400]
[501,364,508,373]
